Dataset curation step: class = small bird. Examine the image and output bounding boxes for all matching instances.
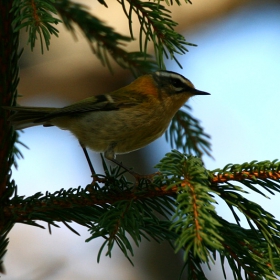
[5,70,210,177]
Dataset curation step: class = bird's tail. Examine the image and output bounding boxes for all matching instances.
[3,106,57,130]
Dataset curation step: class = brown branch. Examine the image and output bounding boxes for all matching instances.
[31,0,41,26]
[212,170,280,183]
[182,179,202,241]
[3,169,280,223]
[3,185,177,222]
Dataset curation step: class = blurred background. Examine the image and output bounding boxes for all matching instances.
[3,0,280,279]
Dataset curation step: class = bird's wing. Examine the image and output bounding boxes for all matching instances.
[35,91,142,122]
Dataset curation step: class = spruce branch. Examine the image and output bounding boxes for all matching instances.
[0,0,22,272]
[2,145,280,278]
[217,218,280,280]
[166,1,193,5]
[2,0,280,278]
[167,104,212,157]
[11,0,196,73]
[97,0,108,8]
[54,0,158,75]
[118,0,196,68]
[11,0,61,52]
[185,251,207,280]
[155,151,223,262]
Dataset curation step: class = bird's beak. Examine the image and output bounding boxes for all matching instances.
[191,88,211,95]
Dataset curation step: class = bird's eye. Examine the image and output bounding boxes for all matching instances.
[170,77,185,93]
[171,78,184,88]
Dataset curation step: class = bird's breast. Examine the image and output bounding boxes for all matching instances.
[51,104,174,154]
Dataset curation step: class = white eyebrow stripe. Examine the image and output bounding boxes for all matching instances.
[155,71,182,79]
[155,71,194,88]
[168,73,186,83]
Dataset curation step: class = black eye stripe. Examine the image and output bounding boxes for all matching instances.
[153,70,194,92]
[170,77,185,89]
